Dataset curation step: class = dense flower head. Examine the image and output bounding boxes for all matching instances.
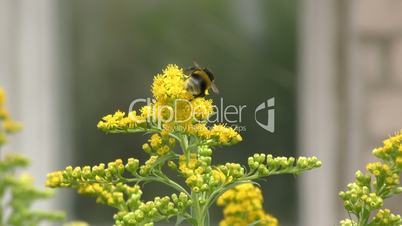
[97,65,242,148]
[151,64,193,104]
[191,98,214,121]
[339,131,402,225]
[373,130,402,168]
[366,162,400,186]
[217,183,278,226]
[339,183,383,212]
[209,125,242,145]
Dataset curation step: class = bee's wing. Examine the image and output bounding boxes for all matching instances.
[211,82,219,94]
[192,61,201,68]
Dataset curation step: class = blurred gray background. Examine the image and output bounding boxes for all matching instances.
[1,0,402,225]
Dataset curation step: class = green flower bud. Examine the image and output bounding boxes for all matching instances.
[125,158,139,175]
[167,161,177,170]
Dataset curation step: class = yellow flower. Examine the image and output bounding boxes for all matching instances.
[0,87,5,105]
[212,169,226,184]
[97,110,146,132]
[143,133,175,156]
[64,221,90,226]
[372,130,402,168]
[178,154,199,177]
[0,107,9,120]
[371,209,402,225]
[191,98,214,121]
[151,64,192,104]
[157,145,170,155]
[78,183,96,194]
[0,134,6,144]
[217,183,278,226]
[142,143,151,153]
[192,124,211,139]
[140,105,152,119]
[210,125,242,145]
[149,134,162,148]
[3,119,22,133]
[0,88,22,146]
[46,171,64,188]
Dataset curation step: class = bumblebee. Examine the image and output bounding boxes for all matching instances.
[185,62,219,97]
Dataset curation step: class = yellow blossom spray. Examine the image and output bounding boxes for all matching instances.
[339,131,402,226]
[46,65,321,226]
[0,87,66,226]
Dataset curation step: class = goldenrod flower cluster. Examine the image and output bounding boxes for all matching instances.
[371,209,402,226]
[339,131,402,226]
[0,87,4,105]
[151,64,193,104]
[217,183,278,226]
[47,65,321,225]
[177,146,245,193]
[0,88,63,225]
[142,133,176,156]
[97,111,147,133]
[96,65,240,148]
[0,154,65,226]
[0,87,22,145]
[248,153,322,176]
[47,157,192,225]
[373,131,402,169]
[0,87,86,226]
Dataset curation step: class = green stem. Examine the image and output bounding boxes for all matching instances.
[357,207,370,226]
[154,172,190,197]
[192,192,206,226]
